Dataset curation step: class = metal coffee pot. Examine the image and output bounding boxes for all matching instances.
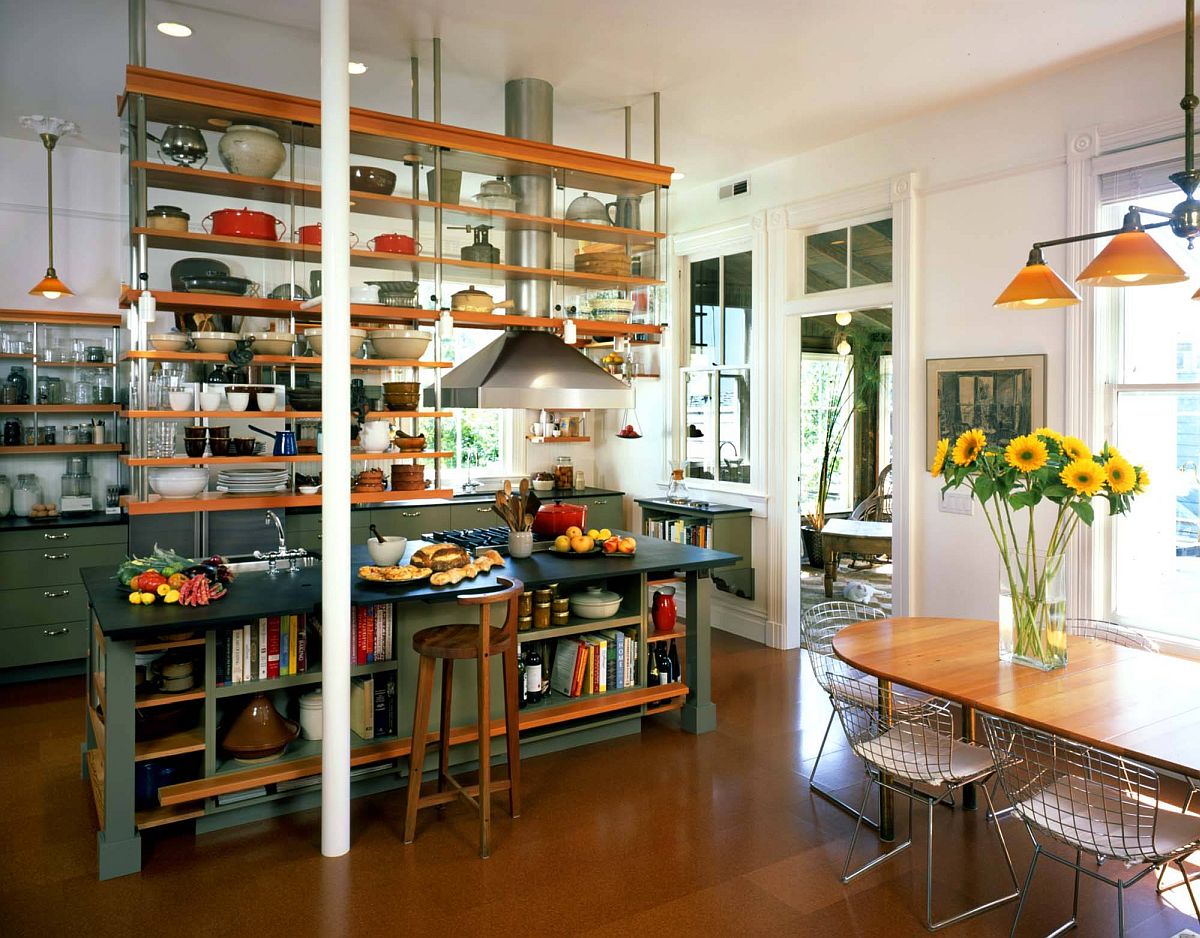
[607,194,642,229]
[147,124,208,168]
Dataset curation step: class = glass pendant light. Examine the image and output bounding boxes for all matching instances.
[1075,210,1187,287]
[993,248,1081,309]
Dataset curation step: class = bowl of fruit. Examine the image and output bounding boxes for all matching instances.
[616,423,642,439]
[550,527,636,557]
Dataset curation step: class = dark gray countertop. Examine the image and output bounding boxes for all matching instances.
[285,487,623,516]
[82,533,737,640]
[635,498,752,516]
[0,511,128,531]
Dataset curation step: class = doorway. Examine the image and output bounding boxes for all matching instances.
[796,308,894,617]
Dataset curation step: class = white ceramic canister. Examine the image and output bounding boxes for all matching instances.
[218,125,286,179]
[299,688,323,740]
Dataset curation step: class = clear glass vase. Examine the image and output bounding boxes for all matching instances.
[998,549,1067,671]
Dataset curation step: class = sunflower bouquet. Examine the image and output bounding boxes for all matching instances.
[930,427,1147,669]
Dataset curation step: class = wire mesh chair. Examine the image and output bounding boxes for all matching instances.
[1066,618,1159,652]
[981,714,1200,937]
[827,673,1019,931]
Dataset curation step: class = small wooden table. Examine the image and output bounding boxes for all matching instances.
[833,616,1200,841]
[819,519,892,597]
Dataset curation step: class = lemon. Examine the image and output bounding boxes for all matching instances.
[165,589,181,604]
[140,592,157,605]
[156,583,171,597]
[128,592,142,605]
[587,529,600,540]
[598,528,612,540]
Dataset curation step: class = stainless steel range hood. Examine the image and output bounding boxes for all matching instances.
[431,330,634,409]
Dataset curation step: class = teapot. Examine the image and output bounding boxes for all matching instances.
[359,421,391,454]
[147,124,208,169]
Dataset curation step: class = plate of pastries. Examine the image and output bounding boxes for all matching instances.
[358,544,505,587]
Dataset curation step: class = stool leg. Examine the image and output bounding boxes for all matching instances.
[501,645,521,819]
[404,654,436,844]
[477,644,492,859]
[437,659,454,806]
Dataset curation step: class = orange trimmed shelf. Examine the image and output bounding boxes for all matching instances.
[0,444,122,455]
[525,435,591,443]
[121,349,450,369]
[124,451,452,466]
[125,488,454,515]
[0,404,122,413]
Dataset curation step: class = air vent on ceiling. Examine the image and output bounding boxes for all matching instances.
[719,178,750,200]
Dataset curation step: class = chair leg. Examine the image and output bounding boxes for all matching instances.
[437,659,454,806]
[501,645,521,819]
[841,777,912,884]
[1179,859,1200,923]
[404,654,436,844]
[1010,846,1041,938]
[1116,881,1125,938]
[476,645,492,859]
[810,707,879,830]
[1072,849,1081,922]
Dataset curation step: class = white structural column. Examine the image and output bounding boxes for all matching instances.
[319,0,352,859]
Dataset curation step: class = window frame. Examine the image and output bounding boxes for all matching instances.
[798,350,857,514]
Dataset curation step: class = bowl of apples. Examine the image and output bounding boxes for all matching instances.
[550,526,636,557]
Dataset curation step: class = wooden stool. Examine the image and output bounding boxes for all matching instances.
[403,576,523,857]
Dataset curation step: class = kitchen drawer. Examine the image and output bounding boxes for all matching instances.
[372,505,451,540]
[0,524,127,553]
[0,620,87,668]
[450,503,502,531]
[287,510,371,533]
[578,496,624,532]
[1,583,90,628]
[0,544,122,591]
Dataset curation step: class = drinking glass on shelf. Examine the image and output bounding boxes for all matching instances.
[151,420,177,458]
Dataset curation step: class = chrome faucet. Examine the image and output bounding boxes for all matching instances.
[265,510,286,553]
[255,510,305,575]
[719,441,739,464]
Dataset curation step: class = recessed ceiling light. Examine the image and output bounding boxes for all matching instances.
[157,22,192,38]
[670,171,685,181]
[348,62,368,75]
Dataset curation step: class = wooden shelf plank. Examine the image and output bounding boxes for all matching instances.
[135,636,205,652]
[0,444,122,455]
[135,688,205,709]
[364,410,451,420]
[645,627,686,643]
[525,435,591,443]
[517,611,642,645]
[125,409,323,419]
[0,404,123,414]
[121,348,450,369]
[0,309,121,327]
[86,748,105,831]
[123,451,450,466]
[33,360,116,369]
[135,726,205,761]
[125,488,454,515]
[136,804,205,830]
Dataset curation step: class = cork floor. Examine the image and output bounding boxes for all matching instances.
[2,631,1198,937]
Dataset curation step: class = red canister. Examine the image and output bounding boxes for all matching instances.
[204,207,285,241]
[652,587,677,633]
[531,502,588,538]
[368,232,422,255]
[296,223,359,248]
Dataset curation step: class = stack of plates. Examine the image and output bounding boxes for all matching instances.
[217,468,290,495]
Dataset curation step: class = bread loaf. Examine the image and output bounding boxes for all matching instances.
[411,543,470,572]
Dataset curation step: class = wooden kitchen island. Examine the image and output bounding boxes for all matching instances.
[80,536,737,878]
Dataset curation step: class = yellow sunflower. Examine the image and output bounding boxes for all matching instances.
[929,438,949,478]
[1033,427,1063,444]
[1060,458,1104,497]
[951,428,987,467]
[1004,434,1049,473]
[1136,468,1150,492]
[1105,455,1136,494]
[1061,436,1091,461]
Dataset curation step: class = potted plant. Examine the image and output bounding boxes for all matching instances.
[932,427,1147,670]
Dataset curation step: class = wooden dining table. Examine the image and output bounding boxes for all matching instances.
[832,616,1200,841]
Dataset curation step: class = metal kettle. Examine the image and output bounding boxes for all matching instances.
[607,194,642,230]
[146,124,208,169]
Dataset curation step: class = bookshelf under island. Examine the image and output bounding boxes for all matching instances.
[80,535,738,878]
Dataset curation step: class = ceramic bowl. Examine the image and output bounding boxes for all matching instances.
[191,332,240,354]
[297,485,321,495]
[148,467,209,499]
[370,329,431,359]
[306,328,366,357]
[569,586,622,619]
[255,392,277,412]
[350,165,397,195]
[226,392,250,412]
[531,477,556,492]
[246,332,297,356]
[349,285,381,305]
[168,390,193,412]
[199,390,223,412]
[233,438,258,456]
[366,535,408,565]
[150,333,189,352]
[220,692,300,762]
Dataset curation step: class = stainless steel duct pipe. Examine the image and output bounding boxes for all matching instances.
[504,79,553,317]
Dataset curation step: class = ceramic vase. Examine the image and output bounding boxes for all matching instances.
[218,124,286,179]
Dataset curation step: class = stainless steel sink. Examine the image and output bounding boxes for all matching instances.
[221,551,321,574]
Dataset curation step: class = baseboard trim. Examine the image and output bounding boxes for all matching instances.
[710,597,768,644]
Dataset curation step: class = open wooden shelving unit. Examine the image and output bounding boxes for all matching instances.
[123,451,453,466]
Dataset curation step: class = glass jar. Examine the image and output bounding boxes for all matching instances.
[533,602,551,630]
[96,372,113,405]
[75,375,97,405]
[77,423,94,445]
[554,455,574,489]
[63,424,79,445]
[37,425,56,446]
[13,474,42,517]
[0,475,11,516]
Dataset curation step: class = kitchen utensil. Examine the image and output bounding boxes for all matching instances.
[349,285,380,304]
[298,689,323,741]
[508,530,533,558]
[296,223,359,248]
[232,437,258,456]
[168,390,193,411]
[390,465,426,491]
[220,692,300,763]
[147,467,209,499]
[184,438,206,458]
[171,257,230,284]
[367,535,408,565]
[190,332,240,353]
[449,285,514,314]
[199,390,222,411]
[565,192,611,224]
[250,425,298,456]
[365,280,419,301]
[531,474,555,492]
[226,391,250,412]
[218,124,286,179]
[369,523,387,545]
[307,327,367,357]
[531,502,587,538]
[569,586,622,619]
[177,275,255,299]
[525,490,542,524]
[267,283,310,301]
[606,194,643,229]
[370,329,431,359]
[146,204,190,232]
[358,421,391,453]
[203,207,285,241]
[454,224,500,263]
[473,177,517,212]
[255,392,277,412]
[147,124,207,168]
[368,233,421,255]
[150,333,189,352]
[350,166,397,195]
[135,760,179,810]
[426,167,462,203]
[394,432,425,452]
[244,332,297,355]
[652,587,678,633]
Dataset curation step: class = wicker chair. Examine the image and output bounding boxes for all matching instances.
[827,673,1019,931]
[982,714,1200,936]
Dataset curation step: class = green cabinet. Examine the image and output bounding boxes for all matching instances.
[577,495,624,532]
[449,502,502,530]
[636,499,753,600]
[286,509,370,553]
[371,504,451,539]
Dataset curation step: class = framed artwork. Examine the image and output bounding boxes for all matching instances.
[926,354,1046,462]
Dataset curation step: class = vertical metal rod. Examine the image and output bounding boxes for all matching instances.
[433,37,442,124]
[287,125,297,302]
[43,139,56,269]
[1186,0,1196,173]
[432,38,443,487]
[410,55,420,243]
[319,0,352,860]
[624,105,632,160]
[653,92,662,237]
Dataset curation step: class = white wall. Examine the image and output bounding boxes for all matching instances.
[644,30,1188,628]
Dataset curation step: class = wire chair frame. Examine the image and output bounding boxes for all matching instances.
[1065,618,1159,652]
[826,672,1019,931]
[981,714,1200,936]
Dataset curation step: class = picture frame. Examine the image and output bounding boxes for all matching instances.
[926,354,1046,462]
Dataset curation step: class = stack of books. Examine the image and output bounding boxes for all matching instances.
[216,614,310,685]
[353,604,395,666]
[549,629,639,698]
[645,517,712,547]
[351,673,397,740]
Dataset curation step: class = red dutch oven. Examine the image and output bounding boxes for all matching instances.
[296,223,359,248]
[204,207,285,241]
[368,232,422,255]
[531,502,588,538]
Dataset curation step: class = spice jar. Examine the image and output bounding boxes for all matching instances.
[533,602,551,630]
[533,587,554,605]
[554,455,574,489]
[518,592,532,617]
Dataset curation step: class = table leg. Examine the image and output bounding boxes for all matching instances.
[824,547,837,598]
[681,570,717,734]
[961,705,977,811]
[878,677,895,841]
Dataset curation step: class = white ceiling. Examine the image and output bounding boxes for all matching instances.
[0,0,1186,186]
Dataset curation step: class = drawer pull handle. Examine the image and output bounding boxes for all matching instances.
[594,499,608,504]
[43,627,70,637]
[43,552,71,560]
[401,511,421,517]
[317,533,322,540]
[43,589,71,599]
[43,532,70,541]
[476,507,492,513]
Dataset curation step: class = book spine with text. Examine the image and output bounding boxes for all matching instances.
[266,616,281,679]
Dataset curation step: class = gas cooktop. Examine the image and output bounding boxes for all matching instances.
[421,526,552,555]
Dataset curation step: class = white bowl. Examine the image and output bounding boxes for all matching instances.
[256,392,278,412]
[168,390,193,412]
[531,477,556,492]
[307,328,366,357]
[227,391,250,412]
[350,285,380,304]
[246,332,297,356]
[191,332,239,353]
[367,535,408,565]
[150,333,188,352]
[199,391,223,412]
[569,586,622,619]
[148,468,209,499]
[298,485,321,495]
[369,329,431,359]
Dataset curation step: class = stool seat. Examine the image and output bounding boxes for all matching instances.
[413,623,513,660]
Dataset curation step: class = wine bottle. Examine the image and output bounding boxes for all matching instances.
[647,644,660,685]
[655,645,671,685]
[518,650,528,709]
[526,644,543,704]
[668,640,681,683]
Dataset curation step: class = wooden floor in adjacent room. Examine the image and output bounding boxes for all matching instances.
[2,631,1198,937]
